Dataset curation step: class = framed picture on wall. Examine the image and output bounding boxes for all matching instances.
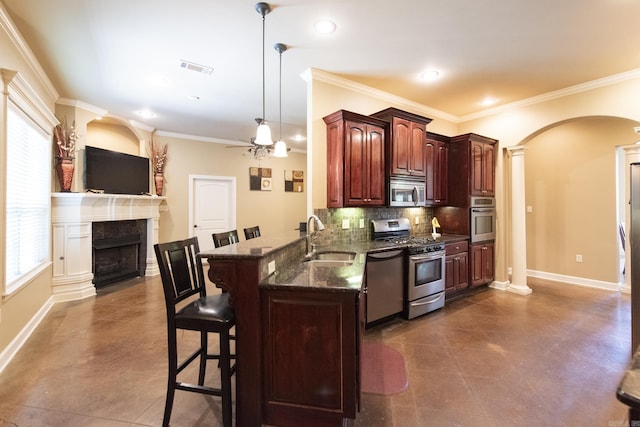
[284,170,304,192]
[250,167,272,191]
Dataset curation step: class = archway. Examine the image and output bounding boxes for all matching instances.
[504,115,639,293]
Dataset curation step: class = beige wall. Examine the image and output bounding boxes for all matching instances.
[525,117,637,283]
[153,133,306,244]
[0,3,58,355]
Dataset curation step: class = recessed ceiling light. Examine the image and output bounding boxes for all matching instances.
[314,19,336,34]
[480,97,498,107]
[187,95,200,101]
[293,134,306,142]
[420,70,440,81]
[136,110,156,119]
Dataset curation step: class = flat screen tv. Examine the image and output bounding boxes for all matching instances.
[84,146,150,195]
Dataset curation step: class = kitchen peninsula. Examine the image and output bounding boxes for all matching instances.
[198,231,367,427]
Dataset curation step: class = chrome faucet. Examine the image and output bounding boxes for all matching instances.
[305,214,325,258]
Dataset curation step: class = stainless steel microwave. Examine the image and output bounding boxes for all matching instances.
[389,177,425,207]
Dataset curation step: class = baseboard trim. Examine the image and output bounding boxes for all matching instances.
[0,296,54,375]
[526,269,621,292]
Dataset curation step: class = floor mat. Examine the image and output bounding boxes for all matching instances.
[361,341,408,395]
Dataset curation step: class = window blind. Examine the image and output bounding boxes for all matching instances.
[5,102,51,293]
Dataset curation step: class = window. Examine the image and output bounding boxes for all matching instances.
[4,100,51,295]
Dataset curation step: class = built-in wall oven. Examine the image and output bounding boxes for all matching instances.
[470,196,496,243]
[406,241,446,319]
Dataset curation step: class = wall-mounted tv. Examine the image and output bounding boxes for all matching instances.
[84,146,150,195]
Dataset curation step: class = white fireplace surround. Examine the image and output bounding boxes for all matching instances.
[51,193,166,302]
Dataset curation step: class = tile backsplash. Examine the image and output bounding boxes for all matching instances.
[309,207,434,245]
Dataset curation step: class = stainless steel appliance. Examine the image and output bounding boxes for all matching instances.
[470,196,496,242]
[405,237,446,319]
[365,249,405,326]
[389,177,426,207]
[370,218,446,321]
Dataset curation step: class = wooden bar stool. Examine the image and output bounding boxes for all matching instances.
[212,230,239,248]
[154,237,236,427]
[243,226,261,240]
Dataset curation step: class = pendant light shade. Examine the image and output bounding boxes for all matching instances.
[254,2,272,146]
[272,42,288,157]
[255,120,272,146]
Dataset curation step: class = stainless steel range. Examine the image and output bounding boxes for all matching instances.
[371,218,446,320]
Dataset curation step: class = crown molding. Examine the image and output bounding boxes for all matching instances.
[0,2,58,103]
[305,68,459,123]
[460,68,640,122]
[56,98,108,116]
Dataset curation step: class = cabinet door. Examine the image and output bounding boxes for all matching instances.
[445,256,456,294]
[425,141,436,203]
[455,252,469,291]
[344,121,368,205]
[434,141,448,203]
[471,140,495,196]
[470,243,494,286]
[482,143,495,196]
[409,122,426,177]
[389,118,425,177]
[365,124,386,205]
[389,118,410,176]
[470,140,485,195]
[262,289,358,424]
[325,119,344,208]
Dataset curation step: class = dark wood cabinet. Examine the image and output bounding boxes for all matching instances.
[445,240,469,295]
[324,110,386,207]
[448,133,498,207]
[470,241,494,287]
[470,139,495,196]
[425,132,449,205]
[370,108,432,178]
[261,288,361,426]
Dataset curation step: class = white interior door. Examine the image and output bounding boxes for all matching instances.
[189,175,236,252]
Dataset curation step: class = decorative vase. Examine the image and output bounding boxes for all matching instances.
[55,157,74,192]
[154,173,164,196]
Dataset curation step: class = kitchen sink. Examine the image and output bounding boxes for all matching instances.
[312,251,356,261]
[304,251,357,267]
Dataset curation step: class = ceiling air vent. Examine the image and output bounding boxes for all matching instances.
[179,60,214,76]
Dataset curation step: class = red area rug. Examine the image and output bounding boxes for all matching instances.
[361,341,408,395]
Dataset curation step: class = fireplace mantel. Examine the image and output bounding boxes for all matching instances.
[51,193,167,302]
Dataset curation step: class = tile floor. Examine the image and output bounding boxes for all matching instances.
[0,276,632,427]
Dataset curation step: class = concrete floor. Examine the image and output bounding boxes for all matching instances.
[0,276,632,426]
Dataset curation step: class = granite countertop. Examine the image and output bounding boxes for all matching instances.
[198,230,305,259]
[617,345,640,409]
[199,231,470,294]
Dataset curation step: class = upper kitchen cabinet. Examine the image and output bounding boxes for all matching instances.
[425,132,449,206]
[370,108,432,178]
[448,133,498,206]
[323,110,387,207]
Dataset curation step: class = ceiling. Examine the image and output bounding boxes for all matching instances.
[3,0,640,152]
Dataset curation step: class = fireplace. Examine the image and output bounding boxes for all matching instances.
[51,193,165,302]
[92,220,147,287]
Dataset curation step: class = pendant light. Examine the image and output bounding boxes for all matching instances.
[254,2,273,146]
[272,42,288,158]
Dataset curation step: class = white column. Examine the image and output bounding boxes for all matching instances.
[507,146,532,295]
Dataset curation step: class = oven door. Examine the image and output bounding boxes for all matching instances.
[471,207,496,243]
[407,252,445,301]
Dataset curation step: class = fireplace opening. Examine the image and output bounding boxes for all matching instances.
[92,220,147,288]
